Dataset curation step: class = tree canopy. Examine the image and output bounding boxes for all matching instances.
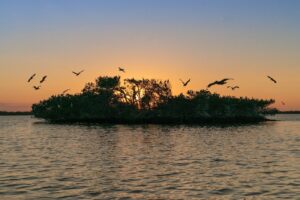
[32,76,274,124]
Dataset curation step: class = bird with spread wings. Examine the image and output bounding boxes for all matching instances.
[179,79,191,87]
[227,86,240,90]
[118,67,125,73]
[207,78,233,88]
[72,70,84,76]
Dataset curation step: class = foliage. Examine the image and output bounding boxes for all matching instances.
[32,76,275,123]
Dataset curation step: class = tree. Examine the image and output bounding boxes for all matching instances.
[32,75,275,123]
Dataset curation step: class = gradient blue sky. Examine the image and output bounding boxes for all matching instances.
[1,0,300,111]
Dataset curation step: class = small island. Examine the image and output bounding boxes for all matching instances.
[32,76,275,124]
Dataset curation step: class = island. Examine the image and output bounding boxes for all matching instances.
[32,76,275,124]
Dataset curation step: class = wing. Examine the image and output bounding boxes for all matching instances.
[221,78,233,82]
[41,76,47,82]
[185,79,191,85]
[267,76,277,83]
[40,77,45,83]
[63,89,70,93]
[207,81,217,88]
[28,74,36,82]
[72,71,78,75]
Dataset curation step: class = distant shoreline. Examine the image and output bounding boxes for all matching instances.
[277,111,300,114]
[0,111,32,116]
[1,111,299,116]
[42,116,272,125]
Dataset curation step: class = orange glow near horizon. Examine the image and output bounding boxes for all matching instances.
[1,59,299,111]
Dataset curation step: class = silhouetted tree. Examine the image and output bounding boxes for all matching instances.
[121,78,172,109]
[32,76,275,123]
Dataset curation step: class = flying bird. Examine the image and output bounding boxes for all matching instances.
[180,79,191,87]
[27,73,36,82]
[62,89,70,94]
[40,76,47,83]
[207,78,233,88]
[33,85,41,90]
[72,70,84,76]
[227,86,240,90]
[267,76,277,83]
[281,101,286,106]
[118,67,125,73]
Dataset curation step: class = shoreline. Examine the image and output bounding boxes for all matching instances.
[0,111,32,116]
[40,116,273,125]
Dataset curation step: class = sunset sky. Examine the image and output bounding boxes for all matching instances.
[1,0,300,111]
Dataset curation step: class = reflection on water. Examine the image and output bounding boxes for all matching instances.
[0,115,299,199]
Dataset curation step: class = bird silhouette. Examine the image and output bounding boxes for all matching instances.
[281,101,286,105]
[72,70,84,76]
[40,76,47,83]
[227,86,240,90]
[207,78,233,88]
[267,76,277,83]
[27,73,36,82]
[180,79,191,87]
[62,89,70,94]
[33,85,41,90]
[118,67,125,73]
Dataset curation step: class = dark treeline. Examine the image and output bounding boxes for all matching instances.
[278,111,300,114]
[32,76,275,124]
[0,111,32,116]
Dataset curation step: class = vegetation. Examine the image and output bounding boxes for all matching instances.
[32,76,275,124]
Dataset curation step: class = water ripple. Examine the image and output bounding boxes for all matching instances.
[0,115,300,199]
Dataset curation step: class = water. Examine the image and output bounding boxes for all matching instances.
[0,115,299,199]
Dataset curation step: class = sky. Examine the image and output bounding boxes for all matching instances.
[0,0,300,111]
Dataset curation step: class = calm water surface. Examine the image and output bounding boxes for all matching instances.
[0,115,299,199]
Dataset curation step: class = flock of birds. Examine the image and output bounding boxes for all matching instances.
[27,74,47,90]
[180,76,284,105]
[180,76,276,90]
[27,68,126,93]
[27,70,85,93]
[27,67,284,105]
